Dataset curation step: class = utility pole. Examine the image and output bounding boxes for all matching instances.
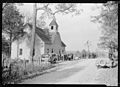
[86,40,91,58]
[30,3,37,70]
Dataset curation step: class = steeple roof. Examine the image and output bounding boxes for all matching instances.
[49,19,58,28]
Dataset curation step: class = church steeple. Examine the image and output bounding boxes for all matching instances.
[49,18,58,32]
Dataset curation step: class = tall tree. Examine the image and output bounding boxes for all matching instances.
[2,3,23,11]
[91,1,118,59]
[2,4,24,58]
[85,40,91,58]
[81,49,87,58]
[30,3,37,70]
[37,3,82,20]
[2,35,9,55]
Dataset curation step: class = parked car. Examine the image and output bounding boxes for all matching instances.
[41,54,50,62]
[74,56,79,60]
[96,58,112,68]
[48,53,57,64]
[67,54,74,60]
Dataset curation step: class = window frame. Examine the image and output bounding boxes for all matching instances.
[51,26,53,30]
[19,48,23,55]
[51,49,54,53]
[47,49,49,53]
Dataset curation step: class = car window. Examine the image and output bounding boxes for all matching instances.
[100,60,104,64]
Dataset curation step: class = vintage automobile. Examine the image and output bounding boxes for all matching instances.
[67,53,74,60]
[74,56,79,60]
[96,58,113,68]
[41,54,50,62]
[48,53,57,64]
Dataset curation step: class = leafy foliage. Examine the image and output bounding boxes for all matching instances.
[2,4,24,56]
[2,4,24,39]
[36,3,82,28]
[92,1,118,51]
[2,36,9,54]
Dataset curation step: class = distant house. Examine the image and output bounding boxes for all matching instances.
[11,19,66,61]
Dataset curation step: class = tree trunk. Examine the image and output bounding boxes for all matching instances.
[9,32,12,80]
[9,34,12,58]
[30,3,37,70]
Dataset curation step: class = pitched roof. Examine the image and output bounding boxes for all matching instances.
[24,23,66,47]
[61,41,66,47]
[49,32,56,43]
[49,19,58,28]
[24,23,51,44]
[49,32,66,47]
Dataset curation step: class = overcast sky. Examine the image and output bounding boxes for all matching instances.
[17,3,103,52]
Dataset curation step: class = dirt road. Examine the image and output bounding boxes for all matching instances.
[20,59,118,86]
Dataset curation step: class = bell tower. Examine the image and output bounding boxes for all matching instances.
[49,18,58,32]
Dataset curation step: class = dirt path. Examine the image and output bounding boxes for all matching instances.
[19,58,118,86]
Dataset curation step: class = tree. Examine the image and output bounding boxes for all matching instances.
[2,4,24,58]
[36,3,82,20]
[85,40,92,58]
[2,36,9,55]
[36,19,46,28]
[81,49,87,59]
[30,3,37,70]
[2,3,23,11]
[75,51,81,57]
[91,1,118,60]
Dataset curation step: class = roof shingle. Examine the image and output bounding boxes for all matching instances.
[24,23,51,44]
[24,23,66,47]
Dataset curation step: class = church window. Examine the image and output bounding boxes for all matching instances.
[52,49,54,53]
[47,49,49,53]
[59,50,61,55]
[19,49,22,55]
[51,26,53,30]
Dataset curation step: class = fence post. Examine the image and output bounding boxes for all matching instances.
[9,63,12,83]
[39,56,41,65]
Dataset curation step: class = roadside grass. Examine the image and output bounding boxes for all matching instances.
[2,61,56,84]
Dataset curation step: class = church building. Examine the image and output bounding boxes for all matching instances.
[11,19,66,61]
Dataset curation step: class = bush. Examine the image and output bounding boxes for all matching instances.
[2,58,55,84]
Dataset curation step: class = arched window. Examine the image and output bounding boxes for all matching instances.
[47,49,49,53]
[19,49,22,55]
[62,50,64,53]
[51,26,53,30]
[51,49,54,53]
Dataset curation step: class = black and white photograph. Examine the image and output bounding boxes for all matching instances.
[2,2,118,86]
